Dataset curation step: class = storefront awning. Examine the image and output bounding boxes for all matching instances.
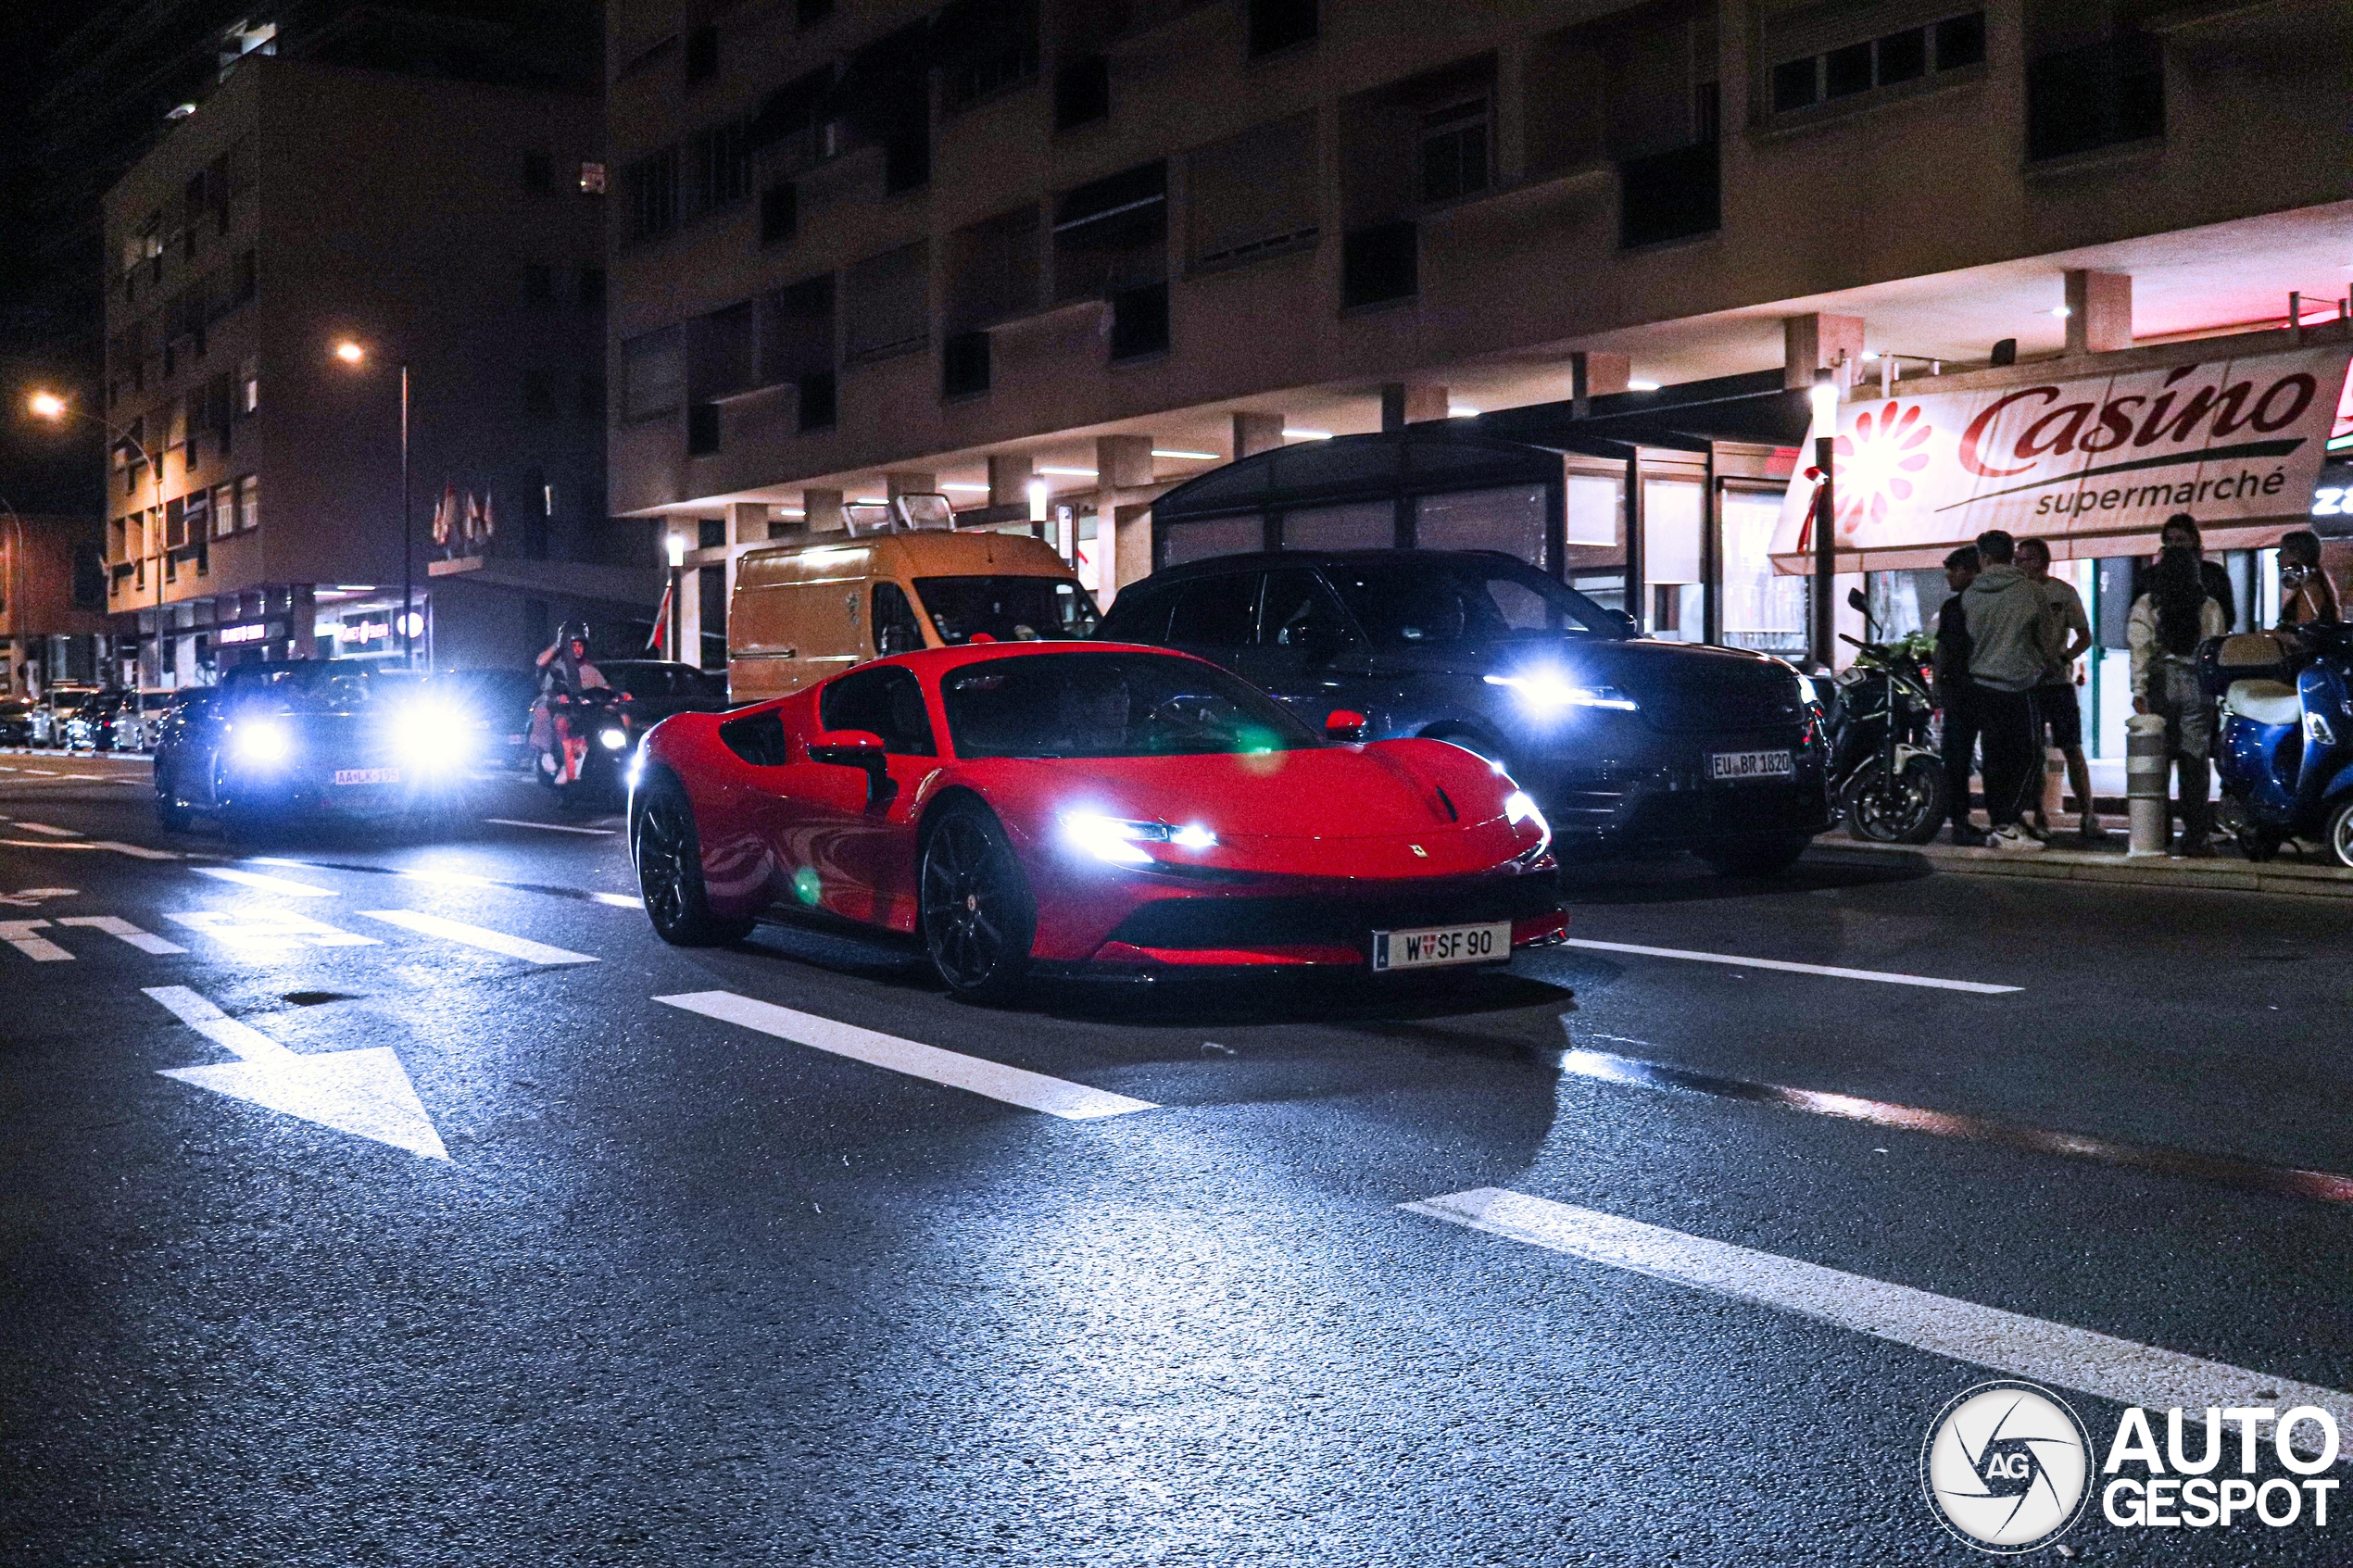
[1769,327,2353,573]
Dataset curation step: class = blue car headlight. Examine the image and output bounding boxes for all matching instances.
[231,721,289,763]
[1483,671,1639,713]
[392,704,472,769]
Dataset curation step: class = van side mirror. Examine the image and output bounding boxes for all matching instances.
[1325,709,1368,742]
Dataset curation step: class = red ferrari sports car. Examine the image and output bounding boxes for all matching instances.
[629,642,1567,999]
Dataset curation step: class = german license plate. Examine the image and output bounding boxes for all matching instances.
[1707,749,1793,782]
[333,768,400,785]
[1372,921,1510,972]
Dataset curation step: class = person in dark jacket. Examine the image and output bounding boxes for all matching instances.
[1933,546,1984,845]
[2162,514,2237,632]
[1962,531,2065,851]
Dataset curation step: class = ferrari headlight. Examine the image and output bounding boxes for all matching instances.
[1504,789,1551,855]
[1483,671,1638,712]
[598,727,629,750]
[232,721,289,762]
[1062,811,1214,865]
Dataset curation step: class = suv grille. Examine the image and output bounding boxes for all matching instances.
[1641,661,1803,734]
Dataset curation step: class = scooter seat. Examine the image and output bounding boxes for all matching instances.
[2225,679,2301,726]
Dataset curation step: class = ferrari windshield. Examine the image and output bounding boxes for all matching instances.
[914,576,1100,644]
[1325,558,1615,646]
[940,650,1318,759]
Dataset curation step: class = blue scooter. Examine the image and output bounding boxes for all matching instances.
[2204,623,2353,864]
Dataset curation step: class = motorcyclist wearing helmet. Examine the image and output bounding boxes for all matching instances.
[531,623,610,785]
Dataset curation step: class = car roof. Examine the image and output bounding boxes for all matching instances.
[843,640,1216,683]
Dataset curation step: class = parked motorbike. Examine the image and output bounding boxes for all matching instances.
[533,686,632,809]
[1822,586,1950,844]
[2203,624,2353,865]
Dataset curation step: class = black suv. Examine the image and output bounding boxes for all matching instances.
[1096,549,1830,872]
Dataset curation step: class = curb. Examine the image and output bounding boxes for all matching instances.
[1810,835,2353,899]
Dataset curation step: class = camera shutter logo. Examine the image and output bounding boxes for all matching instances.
[1921,1380,2092,1553]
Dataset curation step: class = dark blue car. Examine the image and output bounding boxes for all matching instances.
[1095,549,1831,873]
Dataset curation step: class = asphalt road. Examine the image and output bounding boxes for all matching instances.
[2,749,2349,1564]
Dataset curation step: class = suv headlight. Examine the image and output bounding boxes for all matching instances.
[232,721,289,762]
[1484,671,1638,712]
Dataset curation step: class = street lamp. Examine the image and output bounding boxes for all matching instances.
[1808,368,1839,670]
[331,340,415,666]
[29,389,167,676]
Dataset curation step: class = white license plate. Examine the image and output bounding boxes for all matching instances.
[1707,749,1794,782]
[332,768,400,786]
[1372,921,1510,972]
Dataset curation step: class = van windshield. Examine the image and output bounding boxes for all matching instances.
[914,575,1100,644]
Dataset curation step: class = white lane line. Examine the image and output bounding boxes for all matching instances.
[143,985,295,1061]
[0,920,74,960]
[58,915,186,954]
[0,837,182,859]
[11,822,81,837]
[163,910,380,951]
[590,891,639,908]
[1563,938,2019,995]
[656,991,1156,1120]
[195,866,337,897]
[96,840,179,860]
[359,909,598,966]
[483,817,616,836]
[1405,1188,2353,1444]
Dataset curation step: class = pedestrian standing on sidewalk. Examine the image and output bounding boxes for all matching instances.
[2276,529,2341,628]
[2128,544,2227,858]
[1933,545,1985,846]
[1962,530,2063,852]
[2162,513,2238,631]
[2017,537,2105,843]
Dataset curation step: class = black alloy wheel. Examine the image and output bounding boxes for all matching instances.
[1843,754,1949,845]
[919,804,1038,1004]
[634,775,752,946]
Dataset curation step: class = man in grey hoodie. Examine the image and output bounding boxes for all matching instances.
[1961,530,2063,850]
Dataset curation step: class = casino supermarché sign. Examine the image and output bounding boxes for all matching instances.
[1771,339,2353,569]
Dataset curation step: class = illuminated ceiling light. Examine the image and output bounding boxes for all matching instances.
[2050,305,2072,318]
[1282,428,1333,440]
[937,482,990,492]
[1151,448,1219,460]
[852,495,887,504]
[1627,380,1662,392]
[774,508,806,518]
[1859,350,1880,361]
[1037,465,1097,477]
[1026,478,1049,521]
[1809,368,1838,422]
[1448,405,1480,418]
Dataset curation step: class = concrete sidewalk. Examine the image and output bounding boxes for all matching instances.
[1812,819,2353,899]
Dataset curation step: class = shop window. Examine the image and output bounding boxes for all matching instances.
[1719,488,1806,656]
[1341,221,1416,308]
[1419,99,1490,205]
[1281,501,1392,552]
[1247,0,1315,58]
[1642,478,1703,643]
[1416,485,1545,567]
[1054,55,1109,130]
[1159,517,1265,569]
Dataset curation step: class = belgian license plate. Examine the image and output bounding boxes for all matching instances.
[333,768,400,786]
[1372,921,1510,972]
[1708,749,1793,782]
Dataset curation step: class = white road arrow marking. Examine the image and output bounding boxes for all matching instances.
[163,909,380,952]
[0,920,73,960]
[143,985,448,1160]
[1562,938,2020,994]
[0,887,79,908]
[59,915,186,954]
[359,909,597,965]
[195,866,337,897]
[0,839,180,859]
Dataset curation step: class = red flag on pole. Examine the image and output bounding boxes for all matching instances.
[431,482,457,547]
[647,574,673,653]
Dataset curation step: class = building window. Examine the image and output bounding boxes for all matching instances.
[578,266,607,311]
[686,118,749,217]
[1052,161,1166,304]
[522,264,554,304]
[687,401,722,455]
[211,482,237,539]
[579,161,608,194]
[626,148,680,242]
[1341,221,1416,308]
[1109,282,1169,361]
[1054,55,1110,130]
[936,0,1038,114]
[1768,11,1986,115]
[237,474,258,533]
[942,330,990,398]
[1419,98,1490,205]
[1247,0,1316,58]
[684,25,719,85]
[622,327,686,422]
[842,242,930,364]
[2027,33,2162,162]
[760,182,798,246]
[240,355,258,414]
[523,151,553,192]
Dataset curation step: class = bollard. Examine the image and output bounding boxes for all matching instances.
[2125,713,2169,857]
[2042,746,2067,824]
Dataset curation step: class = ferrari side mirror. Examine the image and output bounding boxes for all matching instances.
[807,728,886,765]
[1326,709,1368,743]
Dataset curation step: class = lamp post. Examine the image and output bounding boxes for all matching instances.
[30,390,167,682]
[333,341,414,666]
[664,532,686,663]
[0,496,22,697]
[1808,368,1839,671]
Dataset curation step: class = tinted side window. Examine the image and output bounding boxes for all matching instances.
[818,667,937,755]
[874,581,925,655]
[1256,570,1353,653]
[718,710,791,766]
[1166,572,1262,648]
[1098,581,1177,645]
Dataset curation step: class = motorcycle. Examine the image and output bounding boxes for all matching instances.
[2203,623,2353,865]
[1823,586,1950,844]
[533,686,633,809]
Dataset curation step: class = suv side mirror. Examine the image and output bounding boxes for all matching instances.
[1325,709,1368,742]
[1606,608,1640,638]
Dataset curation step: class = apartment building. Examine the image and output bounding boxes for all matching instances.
[0,515,111,698]
[99,56,627,684]
[606,0,2353,748]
